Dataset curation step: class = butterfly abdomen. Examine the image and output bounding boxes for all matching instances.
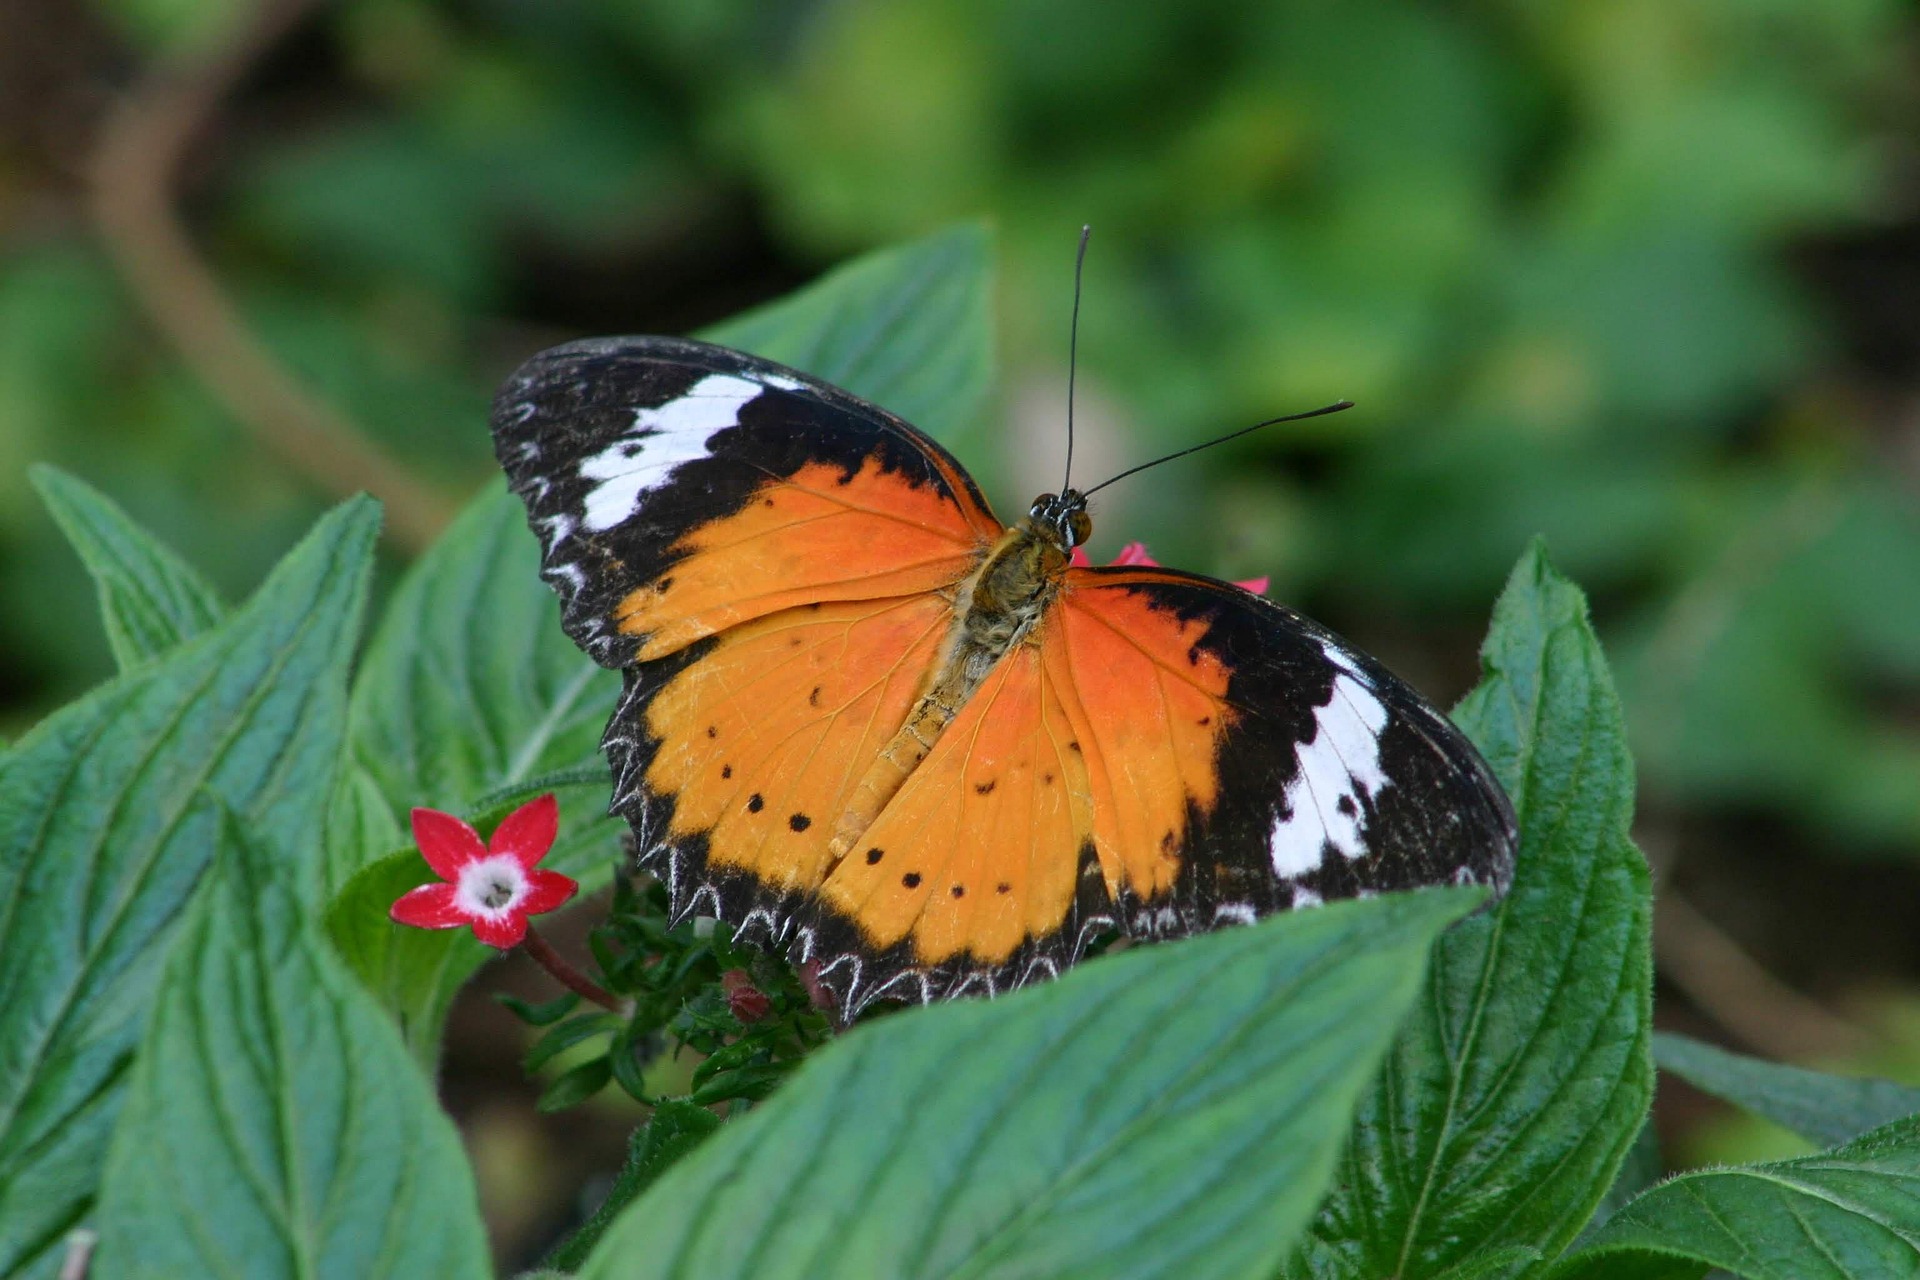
[825,522,1068,863]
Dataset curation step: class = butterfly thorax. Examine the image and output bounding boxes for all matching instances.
[824,500,1082,863]
[962,517,1070,646]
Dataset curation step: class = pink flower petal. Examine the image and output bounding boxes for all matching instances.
[471,912,527,949]
[389,883,470,929]
[1235,576,1270,595]
[1068,545,1092,568]
[518,869,579,917]
[1111,541,1159,567]
[410,807,487,881]
[490,793,559,869]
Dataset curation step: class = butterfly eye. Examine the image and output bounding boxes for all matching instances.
[1068,510,1092,548]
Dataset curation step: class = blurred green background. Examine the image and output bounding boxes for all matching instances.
[6,0,1920,1264]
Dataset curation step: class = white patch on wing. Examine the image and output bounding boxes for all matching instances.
[1324,644,1366,682]
[1267,660,1392,878]
[758,372,807,392]
[1291,886,1324,909]
[577,373,763,532]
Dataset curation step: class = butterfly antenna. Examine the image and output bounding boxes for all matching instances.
[1080,400,1355,498]
[1063,224,1091,493]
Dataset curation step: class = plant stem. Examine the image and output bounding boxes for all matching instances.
[522,926,623,1013]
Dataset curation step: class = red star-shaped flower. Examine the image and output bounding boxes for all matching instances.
[389,794,578,949]
[1070,541,1269,595]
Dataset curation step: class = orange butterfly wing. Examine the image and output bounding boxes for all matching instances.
[494,337,998,667]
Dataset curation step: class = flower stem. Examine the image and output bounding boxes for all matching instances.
[522,926,623,1013]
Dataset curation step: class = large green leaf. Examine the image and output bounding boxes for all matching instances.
[30,465,225,669]
[91,803,489,1279]
[578,888,1481,1280]
[1654,1031,1920,1148]
[0,498,378,1279]
[328,226,997,1050]
[1553,1115,1920,1280]
[1288,540,1655,1278]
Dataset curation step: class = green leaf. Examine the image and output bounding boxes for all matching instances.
[525,1013,620,1073]
[706,222,995,449]
[31,465,225,669]
[499,989,583,1027]
[0,498,378,1279]
[1553,1115,1920,1280]
[538,1057,614,1112]
[578,888,1482,1280]
[544,1101,723,1273]
[91,801,489,1279]
[1289,539,1655,1277]
[1654,1031,1920,1149]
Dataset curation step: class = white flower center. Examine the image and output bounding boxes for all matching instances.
[456,854,528,916]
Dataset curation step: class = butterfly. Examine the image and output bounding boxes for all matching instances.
[494,335,1516,1016]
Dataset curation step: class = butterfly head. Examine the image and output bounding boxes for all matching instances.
[1027,490,1092,552]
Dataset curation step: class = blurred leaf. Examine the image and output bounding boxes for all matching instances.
[91,0,245,55]
[1289,541,1654,1278]
[1553,1115,1920,1280]
[1621,478,1920,849]
[0,498,377,1279]
[1655,1032,1920,1149]
[238,122,498,305]
[579,889,1480,1280]
[0,250,128,521]
[31,466,225,669]
[92,802,488,1278]
[723,2,996,249]
[1502,233,1808,424]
